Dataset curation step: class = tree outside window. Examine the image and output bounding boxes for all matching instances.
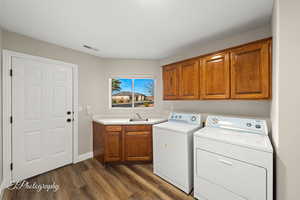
[111,78,154,108]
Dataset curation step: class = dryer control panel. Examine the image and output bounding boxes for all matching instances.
[169,112,202,125]
[206,115,268,135]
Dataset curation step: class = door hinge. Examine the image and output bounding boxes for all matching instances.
[10,163,13,171]
[10,69,13,76]
[10,116,13,124]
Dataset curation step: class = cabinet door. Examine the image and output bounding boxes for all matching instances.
[163,65,179,100]
[124,131,152,161]
[105,131,122,162]
[93,122,105,163]
[179,60,200,99]
[230,41,270,99]
[201,52,230,99]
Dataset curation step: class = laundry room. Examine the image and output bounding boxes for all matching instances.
[0,0,299,200]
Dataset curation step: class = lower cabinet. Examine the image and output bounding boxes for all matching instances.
[124,125,152,161]
[93,122,152,164]
[105,131,122,162]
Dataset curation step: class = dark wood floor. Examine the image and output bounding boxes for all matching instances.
[3,159,195,200]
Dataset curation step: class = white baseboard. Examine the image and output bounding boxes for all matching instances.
[0,180,6,200]
[77,152,93,163]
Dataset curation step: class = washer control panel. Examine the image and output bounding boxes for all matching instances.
[169,112,202,125]
[206,115,268,135]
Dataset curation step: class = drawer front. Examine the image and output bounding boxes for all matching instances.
[125,131,150,136]
[105,126,122,132]
[125,125,152,132]
[196,149,266,200]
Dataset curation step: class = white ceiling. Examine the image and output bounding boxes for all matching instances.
[0,0,273,59]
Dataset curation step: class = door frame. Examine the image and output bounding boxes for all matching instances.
[2,50,79,187]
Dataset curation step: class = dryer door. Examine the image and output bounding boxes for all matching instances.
[153,127,190,191]
[196,148,267,200]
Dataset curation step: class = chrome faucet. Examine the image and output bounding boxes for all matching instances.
[136,113,143,119]
[129,113,148,122]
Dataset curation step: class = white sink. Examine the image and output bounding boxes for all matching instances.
[93,117,167,125]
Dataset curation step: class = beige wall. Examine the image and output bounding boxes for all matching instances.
[2,30,106,154]
[159,26,272,118]
[2,25,273,156]
[99,58,166,118]
[271,0,300,199]
[160,25,272,65]
[0,27,3,184]
[271,0,279,147]
[2,31,166,155]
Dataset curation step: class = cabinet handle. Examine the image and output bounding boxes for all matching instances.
[218,159,233,166]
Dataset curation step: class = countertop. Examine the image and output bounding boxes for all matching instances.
[93,117,167,125]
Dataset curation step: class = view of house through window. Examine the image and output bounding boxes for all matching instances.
[111,78,154,108]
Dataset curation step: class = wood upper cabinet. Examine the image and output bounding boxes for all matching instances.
[178,60,200,99]
[163,64,179,100]
[201,52,230,99]
[161,38,272,100]
[93,123,152,164]
[230,41,270,99]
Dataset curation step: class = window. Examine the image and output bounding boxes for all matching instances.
[110,78,154,108]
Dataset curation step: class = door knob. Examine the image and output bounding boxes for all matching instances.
[67,111,72,115]
[66,118,72,123]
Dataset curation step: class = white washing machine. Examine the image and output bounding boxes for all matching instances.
[153,112,203,194]
[194,115,273,200]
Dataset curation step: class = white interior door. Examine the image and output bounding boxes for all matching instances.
[12,56,73,182]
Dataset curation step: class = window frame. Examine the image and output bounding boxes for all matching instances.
[109,76,156,109]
